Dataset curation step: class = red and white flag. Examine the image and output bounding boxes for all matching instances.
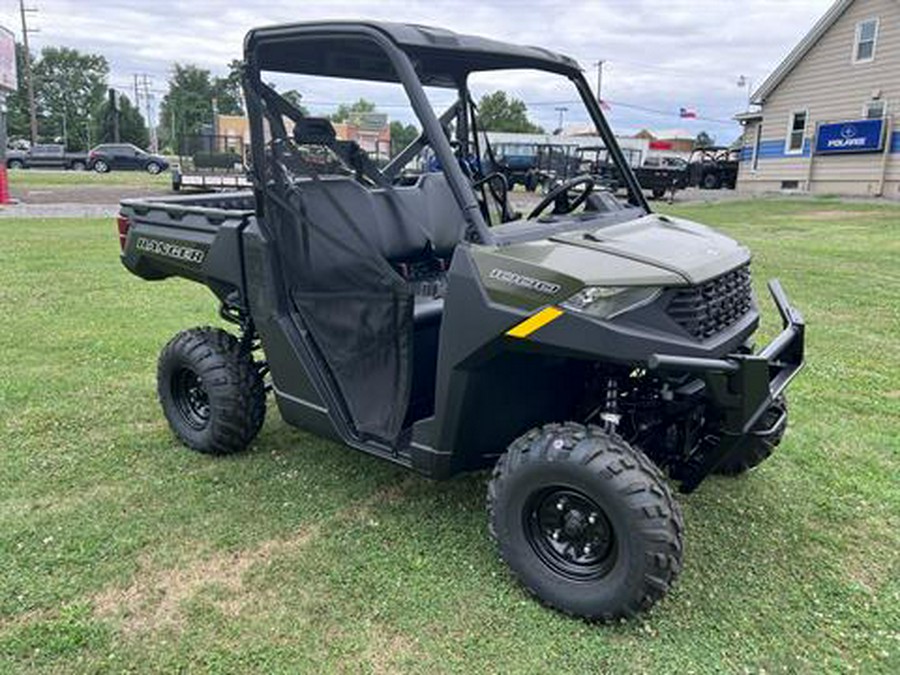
[679,107,698,119]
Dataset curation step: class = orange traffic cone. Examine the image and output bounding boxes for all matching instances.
[0,165,9,204]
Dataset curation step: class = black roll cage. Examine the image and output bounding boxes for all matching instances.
[242,22,650,245]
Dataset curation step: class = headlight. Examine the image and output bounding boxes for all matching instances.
[561,286,661,319]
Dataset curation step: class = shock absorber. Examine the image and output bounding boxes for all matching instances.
[600,376,621,433]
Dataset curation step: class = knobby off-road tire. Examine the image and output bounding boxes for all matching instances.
[157,327,266,455]
[488,423,684,621]
[714,396,788,476]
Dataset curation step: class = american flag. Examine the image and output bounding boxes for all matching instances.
[679,107,698,119]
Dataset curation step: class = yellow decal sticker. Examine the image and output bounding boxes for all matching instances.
[506,306,564,338]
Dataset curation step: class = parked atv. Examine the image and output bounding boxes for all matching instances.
[117,21,805,621]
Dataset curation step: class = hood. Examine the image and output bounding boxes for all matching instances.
[473,213,751,310]
[549,213,750,285]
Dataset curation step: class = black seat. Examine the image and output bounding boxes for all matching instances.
[288,173,467,265]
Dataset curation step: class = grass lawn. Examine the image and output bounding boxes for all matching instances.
[7,169,170,189]
[1,199,898,673]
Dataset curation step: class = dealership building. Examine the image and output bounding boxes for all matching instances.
[737,0,899,197]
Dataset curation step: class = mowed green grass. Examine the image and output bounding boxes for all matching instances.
[8,168,170,188]
[1,199,898,673]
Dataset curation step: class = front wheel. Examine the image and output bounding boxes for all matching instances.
[488,423,684,621]
[157,327,266,455]
[146,161,162,175]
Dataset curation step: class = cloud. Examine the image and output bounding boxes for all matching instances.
[0,0,832,142]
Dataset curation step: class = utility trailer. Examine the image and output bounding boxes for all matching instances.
[171,135,252,192]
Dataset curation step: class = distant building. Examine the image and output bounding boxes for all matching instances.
[332,112,391,161]
[211,112,391,161]
[632,129,697,155]
[736,0,899,197]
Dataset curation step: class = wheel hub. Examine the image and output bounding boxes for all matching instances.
[173,368,211,430]
[525,487,616,580]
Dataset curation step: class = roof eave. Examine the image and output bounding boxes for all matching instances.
[752,0,855,104]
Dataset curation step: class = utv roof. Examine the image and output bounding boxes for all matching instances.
[245,21,582,86]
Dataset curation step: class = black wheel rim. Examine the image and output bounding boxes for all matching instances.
[172,368,211,430]
[524,487,617,581]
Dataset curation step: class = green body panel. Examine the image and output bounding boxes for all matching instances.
[473,213,751,311]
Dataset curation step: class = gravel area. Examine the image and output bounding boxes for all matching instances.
[2,184,175,218]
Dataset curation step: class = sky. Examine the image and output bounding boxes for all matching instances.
[0,0,835,143]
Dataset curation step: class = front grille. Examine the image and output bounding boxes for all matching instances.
[667,264,753,339]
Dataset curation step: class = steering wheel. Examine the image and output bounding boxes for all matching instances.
[528,175,596,220]
[473,171,508,203]
[472,172,513,224]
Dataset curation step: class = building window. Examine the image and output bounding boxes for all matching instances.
[864,100,886,119]
[853,18,879,63]
[785,111,807,154]
[752,124,763,171]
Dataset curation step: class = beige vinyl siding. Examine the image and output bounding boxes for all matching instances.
[743,0,899,192]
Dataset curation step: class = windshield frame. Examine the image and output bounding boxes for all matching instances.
[244,23,650,245]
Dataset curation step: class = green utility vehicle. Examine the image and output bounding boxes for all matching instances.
[117,22,805,620]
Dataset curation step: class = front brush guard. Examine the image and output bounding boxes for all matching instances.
[649,280,805,493]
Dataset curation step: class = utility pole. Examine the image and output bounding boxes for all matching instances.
[554,106,568,134]
[737,75,753,110]
[19,0,39,145]
[108,88,119,142]
[595,60,605,102]
[138,73,157,152]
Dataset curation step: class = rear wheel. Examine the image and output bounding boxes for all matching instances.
[488,423,683,620]
[71,160,86,171]
[7,159,24,170]
[93,159,110,173]
[702,172,720,190]
[157,327,266,455]
[651,187,666,199]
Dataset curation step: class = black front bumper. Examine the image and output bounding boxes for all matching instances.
[649,280,805,492]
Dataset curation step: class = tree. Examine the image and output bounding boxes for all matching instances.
[331,98,376,123]
[5,43,38,143]
[476,91,543,133]
[280,89,309,116]
[214,59,245,116]
[694,131,715,148]
[30,47,108,150]
[389,120,419,156]
[159,64,218,153]
[93,93,149,148]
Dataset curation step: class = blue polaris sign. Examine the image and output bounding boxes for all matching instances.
[816,119,885,154]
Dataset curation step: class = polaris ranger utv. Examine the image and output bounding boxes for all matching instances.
[117,22,805,620]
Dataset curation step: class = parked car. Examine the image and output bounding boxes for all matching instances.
[6,144,89,171]
[88,144,169,174]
